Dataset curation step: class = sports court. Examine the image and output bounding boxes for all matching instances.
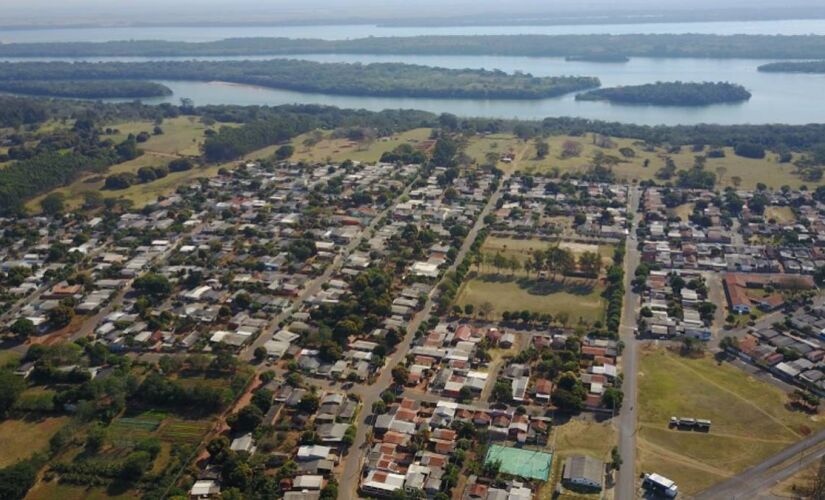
[484,445,553,481]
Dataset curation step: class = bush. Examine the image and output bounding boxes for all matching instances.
[104,172,137,190]
[734,142,766,159]
[168,158,194,172]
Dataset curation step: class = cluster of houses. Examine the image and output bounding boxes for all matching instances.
[639,270,714,340]
[492,177,629,240]
[729,302,825,396]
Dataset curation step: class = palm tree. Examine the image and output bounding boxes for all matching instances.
[531,249,545,278]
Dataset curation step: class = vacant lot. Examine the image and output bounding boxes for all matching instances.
[765,206,796,224]
[456,274,605,323]
[465,133,813,190]
[0,416,68,467]
[287,128,433,164]
[637,346,824,495]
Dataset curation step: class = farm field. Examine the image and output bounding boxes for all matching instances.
[464,133,813,190]
[637,346,824,495]
[0,416,69,467]
[287,127,433,164]
[455,274,606,324]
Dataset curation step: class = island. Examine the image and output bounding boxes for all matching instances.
[565,55,630,63]
[574,82,752,106]
[1,34,825,59]
[0,80,173,99]
[0,60,600,100]
[758,60,825,73]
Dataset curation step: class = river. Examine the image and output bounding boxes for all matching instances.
[1,21,824,125]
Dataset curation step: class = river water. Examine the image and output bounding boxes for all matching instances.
[1,20,824,125]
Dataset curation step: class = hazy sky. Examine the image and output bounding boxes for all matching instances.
[4,0,822,26]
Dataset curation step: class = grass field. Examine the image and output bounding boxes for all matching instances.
[481,236,614,269]
[0,416,68,467]
[455,274,605,323]
[107,116,233,156]
[286,128,433,164]
[637,346,824,495]
[26,481,139,500]
[464,133,813,190]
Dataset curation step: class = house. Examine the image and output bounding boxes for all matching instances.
[562,455,604,491]
[230,433,256,454]
[190,479,221,499]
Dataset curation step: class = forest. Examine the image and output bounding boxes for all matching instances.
[0,34,824,59]
[0,60,600,100]
[575,82,752,106]
[0,80,172,99]
[758,61,825,73]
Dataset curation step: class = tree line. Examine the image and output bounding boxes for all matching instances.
[2,34,825,59]
[0,80,173,99]
[575,82,752,106]
[0,60,600,100]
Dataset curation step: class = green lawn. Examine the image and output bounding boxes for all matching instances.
[637,347,825,495]
[455,274,606,323]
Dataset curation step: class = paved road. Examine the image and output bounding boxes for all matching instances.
[695,427,825,499]
[616,186,643,500]
[338,174,509,499]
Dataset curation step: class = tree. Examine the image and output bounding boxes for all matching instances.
[0,371,25,416]
[479,301,495,319]
[275,144,295,160]
[535,139,550,159]
[134,273,172,299]
[464,304,474,317]
[252,388,273,413]
[730,175,742,188]
[228,405,263,433]
[391,364,409,386]
[578,251,601,278]
[610,446,623,471]
[253,346,267,362]
[298,393,320,413]
[48,304,75,329]
[40,192,65,216]
[602,387,624,411]
[9,318,35,339]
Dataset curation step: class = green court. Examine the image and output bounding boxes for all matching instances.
[485,445,553,481]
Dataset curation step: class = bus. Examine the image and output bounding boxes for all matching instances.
[643,472,678,498]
